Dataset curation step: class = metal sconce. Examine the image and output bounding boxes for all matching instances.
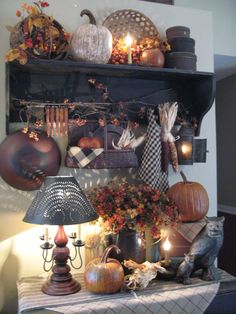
[176,124,207,165]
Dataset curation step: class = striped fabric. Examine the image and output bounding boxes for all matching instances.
[17,270,235,314]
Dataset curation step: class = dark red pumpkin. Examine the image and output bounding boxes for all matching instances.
[78,137,103,149]
[167,171,209,222]
[84,245,124,294]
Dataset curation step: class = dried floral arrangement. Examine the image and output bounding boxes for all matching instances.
[88,181,179,239]
[5,1,69,64]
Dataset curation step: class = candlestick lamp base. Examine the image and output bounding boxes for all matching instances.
[42,225,81,296]
[42,276,81,296]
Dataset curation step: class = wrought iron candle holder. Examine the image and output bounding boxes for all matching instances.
[40,232,85,273]
[23,176,98,296]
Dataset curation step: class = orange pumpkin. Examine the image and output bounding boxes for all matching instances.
[78,137,103,149]
[167,171,209,222]
[84,245,124,294]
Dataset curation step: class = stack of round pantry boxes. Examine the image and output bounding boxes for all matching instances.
[165,26,197,71]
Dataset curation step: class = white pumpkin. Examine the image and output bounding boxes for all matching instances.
[70,10,113,64]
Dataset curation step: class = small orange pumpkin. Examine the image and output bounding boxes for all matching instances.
[78,137,103,149]
[84,245,124,294]
[167,171,209,222]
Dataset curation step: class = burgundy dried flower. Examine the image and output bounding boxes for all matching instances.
[39,1,49,8]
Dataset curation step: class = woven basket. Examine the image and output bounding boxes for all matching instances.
[65,124,138,169]
[103,9,159,41]
[66,149,138,169]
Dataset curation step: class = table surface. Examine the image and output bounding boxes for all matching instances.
[18,269,236,314]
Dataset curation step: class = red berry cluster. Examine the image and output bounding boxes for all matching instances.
[110,45,142,64]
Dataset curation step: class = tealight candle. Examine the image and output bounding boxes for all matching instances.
[125,33,133,64]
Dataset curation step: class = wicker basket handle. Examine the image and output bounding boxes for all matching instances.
[103,123,108,151]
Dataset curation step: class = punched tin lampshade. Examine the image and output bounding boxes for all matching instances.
[23,176,98,225]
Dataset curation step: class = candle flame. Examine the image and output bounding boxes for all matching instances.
[125,33,133,46]
[181,144,188,154]
[163,237,171,251]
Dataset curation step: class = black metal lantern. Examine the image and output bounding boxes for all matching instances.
[176,124,194,165]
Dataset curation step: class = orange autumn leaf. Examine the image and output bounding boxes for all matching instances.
[18,52,28,64]
[5,48,28,64]
[27,5,39,15]
[5,49,20,62]
[19,43,28,50]
[6,25,15,33]
[49,26,59,38]
[32,17,46,28]
[28,17,34,33]
[49,16,54,23]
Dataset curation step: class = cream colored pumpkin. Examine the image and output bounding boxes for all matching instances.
[70,10,112,64]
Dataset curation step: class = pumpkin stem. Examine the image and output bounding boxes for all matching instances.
[80,9,96,25]
[101,245,121,263]
[180,171,188,183]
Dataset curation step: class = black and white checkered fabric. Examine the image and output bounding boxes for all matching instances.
[68,147,104,168]
[139,109,169,192]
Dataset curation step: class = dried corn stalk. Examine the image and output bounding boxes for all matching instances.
[159,102,178,172]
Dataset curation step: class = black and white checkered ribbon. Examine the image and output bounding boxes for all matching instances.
[68,147,104,168]
[139,109,169,192]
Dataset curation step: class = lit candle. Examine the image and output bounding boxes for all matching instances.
[163,237,171,266]
[181,144,188,156]
[125,33,133,64]
[181,141,192,159]
[44,226,49,242]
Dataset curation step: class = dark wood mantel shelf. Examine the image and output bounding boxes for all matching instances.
[6,60,215,136]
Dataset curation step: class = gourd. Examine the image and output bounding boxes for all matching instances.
[78,137,103,149]
[167,171,209,222]
[84,245,124,294]
[140,48,164,67]
[70,9,112,64]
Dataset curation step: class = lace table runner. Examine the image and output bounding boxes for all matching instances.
[18,269,235,314]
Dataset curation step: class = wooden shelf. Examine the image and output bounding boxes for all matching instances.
[9,59,213,80]
[6,59,215,136]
